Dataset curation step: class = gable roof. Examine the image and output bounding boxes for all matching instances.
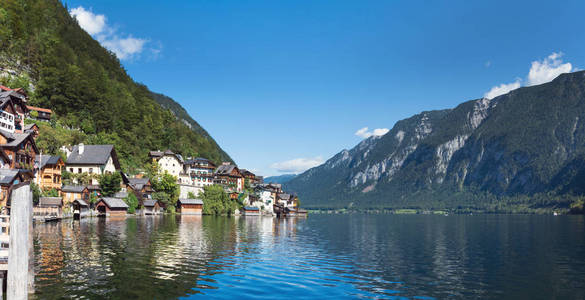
[178,198,203,205]
[35,155,63,169]
[72,199,89,207]
[143,200,158,207]
[67,144,120,168]
[0,169,21,185]
[128,177,150,190]
[99,197,129,209]
[215,164,241,177]
[278,193,291,201]
[24,123,38,131]
[39,197,62,207]
[26,106,51,113]
[62,185,88,193]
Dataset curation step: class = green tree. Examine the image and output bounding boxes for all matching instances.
[201,185,237,215]
[151,171,179,211]
[31,182,41,205]
[99,172,122,197]
[42,188,59,197]
[123,193,139,214]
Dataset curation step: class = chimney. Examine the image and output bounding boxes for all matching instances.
[79,143,85,155]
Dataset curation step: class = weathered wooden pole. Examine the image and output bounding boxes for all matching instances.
[7,183,34,300]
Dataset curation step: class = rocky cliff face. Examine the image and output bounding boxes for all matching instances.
[286,71,585,209]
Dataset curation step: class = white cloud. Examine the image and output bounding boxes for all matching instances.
[69,6,153,60]
[527,52,573,86]
[484,79,521,99]
[69,7,106,35]
[355,127,390,139]
[270,157,324,173]
[100,36,148,60]
[484,52,576,99]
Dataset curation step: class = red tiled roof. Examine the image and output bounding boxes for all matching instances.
[26,105,52,113]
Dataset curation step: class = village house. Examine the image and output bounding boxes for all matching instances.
[0,87,28,133]
[0,169,26,210]
[254,185,276,214]
[149,150,184,178]
[24,123,39,139]
[177,198,203,215]
[64,144,121,185]
[240,169,260,185]
[242,206,260,216]
[0,130,38,182]
[72,199,89,218]
[96,197,128,217]
[34,155,65,193]
[214,162,244,192]
[277,193,298,209]
[36,197,63,218]
[183,157,216,187]
[123,176,154,206]
[62,185,90,208]
[26,105,52,122]
[142,200,161,215]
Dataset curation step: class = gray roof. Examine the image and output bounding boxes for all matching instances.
[178,198,203,205]
[67,144,114,165]
[149,151,163,157]
[278,193,291,201]
[0,169,20,185]
[73,199,89,207]
[62,185,87,193]
[215,164,237,175]
[24,123,36,131]
[39,197,62,207]
[100,197,129,209]
[114,191,128,199]
[142,200,158,207]
[35,155,61,169]
[5,132,32,148]
[128,177,149,190]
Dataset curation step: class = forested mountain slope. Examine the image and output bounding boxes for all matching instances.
[0,0,232,172]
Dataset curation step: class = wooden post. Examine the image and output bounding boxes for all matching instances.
[7,183,34,299]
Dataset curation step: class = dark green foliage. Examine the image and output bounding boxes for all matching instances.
[124,193,139,214]
[0,0,232,173]
[31,182,41,205]
[201,185,237,215]
[99,172,122,197]
[151,172,179,210]
[42,188,59,197]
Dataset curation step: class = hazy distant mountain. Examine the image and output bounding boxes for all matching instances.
[264,174,297,184]
[286,71,585,212]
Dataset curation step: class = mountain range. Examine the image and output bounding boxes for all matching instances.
[285,71,585,212]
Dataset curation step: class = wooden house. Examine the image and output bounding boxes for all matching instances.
[35,197,63,218]
[124,177,154,205]
[72,199,89,219]
[34,155,65,192]
[0,88,28,132]
[214,162,244,192]
[62,185,90,207]
[96,197,128,217]
[243,206,260,216]
[142,200,161,215]
[0,169,25,209]
[177,198,203,215]
[0,130,38,178]
[26,105,52,121]
[24,123,39,139]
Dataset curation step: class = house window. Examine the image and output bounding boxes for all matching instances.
[70,168,73,172]
[78,168,82,173]
[89,168,93,174]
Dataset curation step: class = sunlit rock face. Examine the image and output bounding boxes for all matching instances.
[286,71,585,208]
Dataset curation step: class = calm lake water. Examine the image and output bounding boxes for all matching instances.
[32,214,585,299]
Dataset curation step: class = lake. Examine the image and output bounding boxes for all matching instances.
[32,214,585,299]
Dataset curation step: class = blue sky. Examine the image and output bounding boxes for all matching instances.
[66,0,585,176]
